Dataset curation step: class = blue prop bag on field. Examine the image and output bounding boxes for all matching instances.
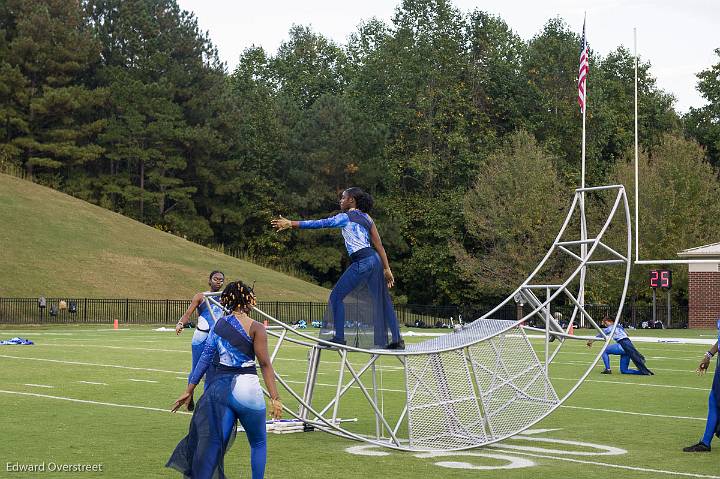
[0,337,33,345]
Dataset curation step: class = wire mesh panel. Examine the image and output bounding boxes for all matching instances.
[468,325,559,440]
[405,349,487,449]
[406,319,516,352]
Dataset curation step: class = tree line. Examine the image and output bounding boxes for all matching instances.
[1,0,719,306]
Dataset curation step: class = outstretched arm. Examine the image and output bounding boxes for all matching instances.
[697,341,719,375]
[272,213,348,232]
[253,325,282,419]
[370,223,394,288]
[176,292,204,335]
[271,215,299,231]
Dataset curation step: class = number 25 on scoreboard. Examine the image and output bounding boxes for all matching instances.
[649,269,672,289]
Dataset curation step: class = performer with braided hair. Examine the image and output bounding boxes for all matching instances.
[167,281,282,479]
[271,187,403,349]
[176,270,226,411]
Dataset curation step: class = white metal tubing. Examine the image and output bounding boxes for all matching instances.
[587,259,626,265]
[597,241,628,261]
[521,326,603,342]
[561,289,607,335]
[270,328,287,363]
[269,186,630,452]
[392,405,408,437]
[514,188,627,326]
[636,259,720,264]
[372,363,380,440]
[634,27,640,263]
[316,355,379,417]
[558,245,583,261]
[332,350,347,423]
[343,359,401,446]
[576,184,626,192]
[557,239,596,246]
[480,192,581,320]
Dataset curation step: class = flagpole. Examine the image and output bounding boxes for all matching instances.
[634,27,639,262]
[579,14,588,324]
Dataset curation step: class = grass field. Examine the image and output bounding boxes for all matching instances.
[0,174,328,300]
[0,324,717,479]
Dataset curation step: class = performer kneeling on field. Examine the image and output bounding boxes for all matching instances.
[167,281,282,479]
[683,316,720,453]
[598,343,644,375]
[587,316,653,375]
[176,270,226,411]
[271,187,403,350]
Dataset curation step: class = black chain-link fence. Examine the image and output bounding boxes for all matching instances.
[0,297,707,329]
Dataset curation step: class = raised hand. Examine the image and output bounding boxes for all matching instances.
[271,216,292,232]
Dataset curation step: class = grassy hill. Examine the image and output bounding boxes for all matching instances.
[0,174,328,300]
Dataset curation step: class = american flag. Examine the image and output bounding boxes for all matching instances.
[578,19,588,113]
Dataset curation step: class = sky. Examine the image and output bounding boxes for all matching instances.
[176,0,719,114]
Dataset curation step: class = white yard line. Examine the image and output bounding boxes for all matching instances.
[128,379,158,383]
[78,381,108,386]
[0,389,190,415]
[0,354,185,374]
[485,448,720,479]
[555,376,710,392]
[282,378,404,394]
[560,405,705,421]
[23,383,54,388]
[36,343,187,353]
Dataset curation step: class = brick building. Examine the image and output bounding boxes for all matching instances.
[678,243,720,329]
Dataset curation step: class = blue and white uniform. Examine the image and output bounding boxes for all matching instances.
[699,318,720,447]
[300,212,372,255]
[189,297,224,384]
[596,323,652,375]
[167,314,267,479]
[601,343,642,375]
[300,210,400,348]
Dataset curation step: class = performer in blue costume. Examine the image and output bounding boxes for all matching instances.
[683,316,720,453]
[598,343,643,375]
[587,316,653,375]
[176,270,226,410]
[168,281,283,478]
[271,187,403,349]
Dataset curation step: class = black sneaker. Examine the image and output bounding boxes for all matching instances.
[683,442,711,452]
[601,369,612,374]
[187,396,195,412]
[386,339,405,350]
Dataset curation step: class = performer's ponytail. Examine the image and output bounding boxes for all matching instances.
[345,187,373,213]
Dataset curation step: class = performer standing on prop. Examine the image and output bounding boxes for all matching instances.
[176,270,226,410]
[271,187,404,349]
[587,316,653,375]
[683,316,720,453]
[168,280,282,478]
